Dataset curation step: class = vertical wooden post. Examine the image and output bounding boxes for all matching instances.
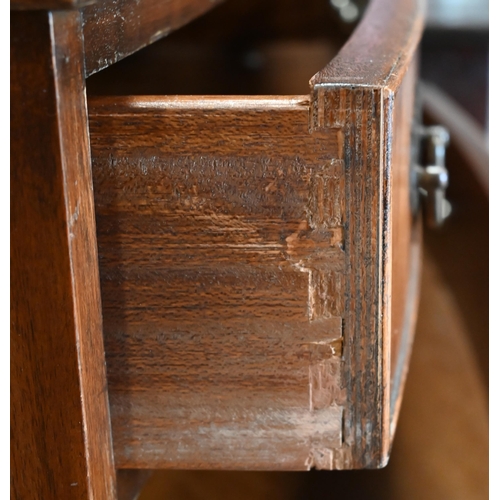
[11,9,117,499]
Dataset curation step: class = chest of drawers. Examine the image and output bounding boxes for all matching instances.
[86,0,424,471]
[12,0,426,496]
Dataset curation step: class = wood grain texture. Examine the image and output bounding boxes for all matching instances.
[90,96,346,470]
[85,0,424,472]
[11,10,116,499]
[310,0,425,90]
[82,0,225,77]
[309,0,425,468]
[311,85,390,468]
[136,251,488,500]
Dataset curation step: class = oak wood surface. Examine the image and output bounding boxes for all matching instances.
[308,0,425,467]
[312,83,391,468]
[310,0,425,90]
[90,96,346,470]
[86,0,425,472]
[82,0,225,77]
[11,0,426,487]
[136,254,488,500]
[11,10,116,499]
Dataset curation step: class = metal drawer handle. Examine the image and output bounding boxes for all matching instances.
[415,125,452,228]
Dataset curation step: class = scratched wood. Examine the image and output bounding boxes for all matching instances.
[87,0,425,472]
[309,0,425,468]
[82,0,226,77]
[310,84,390,468]
[90,96,346,470]
[82,0,349,79]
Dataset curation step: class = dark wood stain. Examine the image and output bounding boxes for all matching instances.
[11,10,117,499]
[308,0,425,468]
[82,0,226,76]
[11,0,426,484]
[90,96,346,469]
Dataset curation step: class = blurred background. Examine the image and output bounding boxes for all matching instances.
[88,0,488,498]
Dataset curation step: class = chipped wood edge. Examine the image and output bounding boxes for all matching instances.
[306,0,424,470]
[87,0,424,464]
[90,96,347,471]
[309,85,391,469]
[298,153,347,470]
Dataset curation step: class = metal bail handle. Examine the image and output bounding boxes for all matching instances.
[416,125,452,228]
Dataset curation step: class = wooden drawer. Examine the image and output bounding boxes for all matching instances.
[88,0,424,470]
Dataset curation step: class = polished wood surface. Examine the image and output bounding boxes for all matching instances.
[310,0,424,89]
[11,10,116,499]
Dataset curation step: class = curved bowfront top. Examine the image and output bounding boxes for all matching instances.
[311,0,425,91]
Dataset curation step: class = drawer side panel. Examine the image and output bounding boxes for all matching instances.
[90,97,347,470]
